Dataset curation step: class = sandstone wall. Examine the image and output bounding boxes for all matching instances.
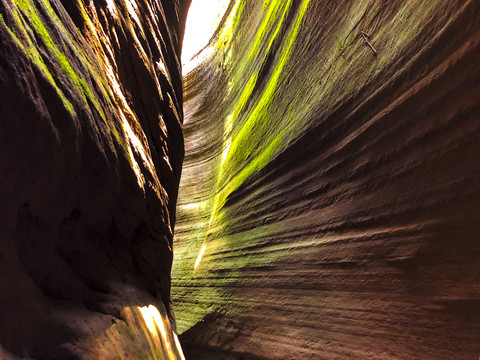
[0,0,189,358]
[173,1,480,359]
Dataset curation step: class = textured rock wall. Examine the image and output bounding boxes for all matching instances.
[0,0,189,358]
[173,0,480,359]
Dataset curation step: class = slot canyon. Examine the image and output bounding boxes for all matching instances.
[0,0,479,359]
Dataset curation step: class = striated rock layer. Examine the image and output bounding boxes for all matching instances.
[173,0,480,359]
[0,0,190,358]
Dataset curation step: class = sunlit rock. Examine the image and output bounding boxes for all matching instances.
[173,0,480,359]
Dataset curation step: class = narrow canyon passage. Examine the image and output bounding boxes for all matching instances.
[173,1,480,359]
[0,0,479,359]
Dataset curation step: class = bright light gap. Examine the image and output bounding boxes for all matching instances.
[182,0,230,71]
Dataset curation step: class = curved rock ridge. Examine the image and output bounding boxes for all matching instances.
[173,0,480,359]
[0,0,190,358]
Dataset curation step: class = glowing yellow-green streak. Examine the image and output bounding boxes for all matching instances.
[246,0,290,61]
[186,0,310,273]
[231,73,257,121]
[217,0,243,51]
[11,0,105,120]
[36,0,106,120]
[194,244,207,270]
[0,8,75,115]
[230,0,291,123]
[211,0,312,220]
[38,0,111,100]
[229,0,311,158]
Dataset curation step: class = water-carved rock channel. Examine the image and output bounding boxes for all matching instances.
[0,0,479,359]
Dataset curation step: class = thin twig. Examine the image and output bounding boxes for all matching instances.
[360,31,377,56]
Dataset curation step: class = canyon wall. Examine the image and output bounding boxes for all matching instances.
[173,0,480,359]
[0,0,189,358]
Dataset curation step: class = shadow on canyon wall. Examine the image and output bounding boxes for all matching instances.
[0,0,189,358]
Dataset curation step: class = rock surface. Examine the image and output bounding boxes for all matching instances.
[173,1,480,359]
[0,0,189,358]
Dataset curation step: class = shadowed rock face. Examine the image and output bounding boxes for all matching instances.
[173,0,480,359]
[0,0,190,358]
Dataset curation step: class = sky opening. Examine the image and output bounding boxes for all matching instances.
[182,0,230,73]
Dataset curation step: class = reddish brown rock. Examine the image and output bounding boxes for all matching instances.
[0,0,190,358]
[173,1,480,359]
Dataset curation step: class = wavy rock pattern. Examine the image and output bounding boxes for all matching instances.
[0,0,189,358]
[173,1,480,359]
